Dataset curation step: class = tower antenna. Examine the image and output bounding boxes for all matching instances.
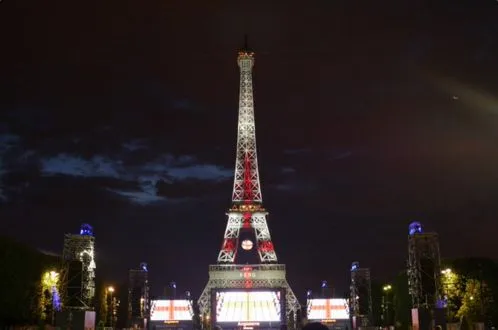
[243,34,250,52]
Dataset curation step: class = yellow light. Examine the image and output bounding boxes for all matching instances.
[107,286,115,293]
[383,284,392,291]
[441,268,452,275]
[42,270,59,287]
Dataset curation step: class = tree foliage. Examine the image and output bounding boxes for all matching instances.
[442,258,498,325]
[456,279,492,321]
[0,236,60,325]
[96,281,108,326]
[387,259,498,329]
[441,268,462,321]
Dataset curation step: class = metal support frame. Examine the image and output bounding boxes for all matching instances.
[217,209,278,263]
[128,264,150,327]
[407,232,442,309]
[350,262,373,327]
[62,233,96,309]
[198,264,300,323]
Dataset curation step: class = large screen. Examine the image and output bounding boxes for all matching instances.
[150,300,193,321]
[307,299,349,320]
[215,291,282,323]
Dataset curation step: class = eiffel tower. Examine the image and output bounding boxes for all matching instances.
[198,40,300,328]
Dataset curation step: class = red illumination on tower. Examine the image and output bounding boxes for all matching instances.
[243,212,251,229]
[243,154,254,203]
[197,42,301,322]
[242,266,253,288]
[216,45,278,264]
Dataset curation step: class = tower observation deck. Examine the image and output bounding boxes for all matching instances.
[198,43,300,329]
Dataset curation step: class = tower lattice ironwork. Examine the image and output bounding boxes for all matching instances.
[216,46,277,265]
[198,43,299,326]
[128,262,150,328]
[407,222,442,309]
[349,262,373,328]
[61,223,96,310]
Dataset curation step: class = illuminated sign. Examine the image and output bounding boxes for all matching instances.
[307,299,349,320]
[239,267,256,289]
[150,300,192,321]
[216,291,281,323]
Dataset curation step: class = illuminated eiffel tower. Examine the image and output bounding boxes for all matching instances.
[198,40,300,328]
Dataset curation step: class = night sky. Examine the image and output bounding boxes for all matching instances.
[1,0,498,300]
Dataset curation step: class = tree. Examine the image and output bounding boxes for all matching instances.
[440,258,498,327]
[39,270,61,323]
[456,279,492,322]
[0,236,59,325]
[441,268,463,321]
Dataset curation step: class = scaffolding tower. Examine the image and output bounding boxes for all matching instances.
[61,223,96,309]
[128,262,150,328]
[407,222,442,309]
[350,261,372,328]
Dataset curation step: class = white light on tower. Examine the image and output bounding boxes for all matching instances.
[241,239,253,250]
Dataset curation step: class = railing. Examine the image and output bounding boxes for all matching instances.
[209,264,286,272]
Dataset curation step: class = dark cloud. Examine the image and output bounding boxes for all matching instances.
[37,152,232,204]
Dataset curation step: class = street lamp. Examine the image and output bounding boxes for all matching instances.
[441,268,452,275]
[107,286,115,328]
[441,268,458,321]
[382,284,393,327]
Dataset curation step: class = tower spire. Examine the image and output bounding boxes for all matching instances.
[232,42,260,204]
